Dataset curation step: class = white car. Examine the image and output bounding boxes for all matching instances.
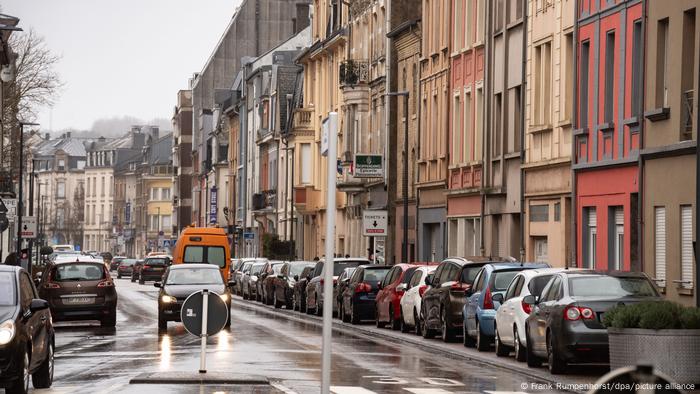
[493,267,571,361]
[399,266,437,335]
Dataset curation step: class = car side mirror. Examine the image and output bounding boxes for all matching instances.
[396,283,407,292]
[29,299,49,313]
[492,293,504,303]
[522,295,537,305]
[154,282,162,288]
[465,287,474,297]
[227,281,236,288]
[342,277,350,284]
[424,274,434,286]
[294,275,299,281]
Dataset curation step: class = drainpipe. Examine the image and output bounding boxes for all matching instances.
[481,0,493,257]
[519,0,527,263]
[385,0,394,264]
[637,0,647,274]
[571,0,579,269]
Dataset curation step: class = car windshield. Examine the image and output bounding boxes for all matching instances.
[271,264,283,274]
[460,266,482,284]
[289,264,312,276]
[491,270,520,291]
[362,268,390,282]
[569,276,658,298]
[528,274,555,297]
[54,263,105,282]
[332,261,362,276]
[0,272,15,306]
[166,268,223,285]
[113,257,125,263]
[183,246,227,268]
[146,258,168,266]
[121,259,136,266]
[401,267,418,284]
[251,263,265,275]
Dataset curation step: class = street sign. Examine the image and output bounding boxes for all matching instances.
[3,198,17,219]
[0,198,7,213]
[321,117,330,156]
[354,154,383,178]
[210,186,218,224]
[181,289,229,373]
[243,232,255,240]
[363,210,388,236]
[20,216,37,238]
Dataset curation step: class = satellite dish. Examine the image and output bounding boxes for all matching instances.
[0,64,15,83]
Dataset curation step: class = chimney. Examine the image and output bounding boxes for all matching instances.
[66,131,71,138]
[44,133,50,140]
[150,126,159,140]
[98,136,106,143]
[131,126,141,134]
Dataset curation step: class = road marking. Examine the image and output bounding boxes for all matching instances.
[270,382,300,394]
[404,389,453,394]
[485,392,530,394]
[331,387,378,394]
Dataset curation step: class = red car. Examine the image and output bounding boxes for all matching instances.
[375,262,436,330]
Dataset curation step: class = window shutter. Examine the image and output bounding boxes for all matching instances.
[654,207,666,287]
[615,208,624,225]
[588,209,597,227]
[680,206,694,289]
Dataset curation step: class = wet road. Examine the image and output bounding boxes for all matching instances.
[17,276,570,394]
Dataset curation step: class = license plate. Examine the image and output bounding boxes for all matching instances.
[64,297,94,304]
[152,267,163,271]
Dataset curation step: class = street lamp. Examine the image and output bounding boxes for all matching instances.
[387,91,409,264]
[17,121,39,271]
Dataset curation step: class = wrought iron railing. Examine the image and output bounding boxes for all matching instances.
[339,59,369,86]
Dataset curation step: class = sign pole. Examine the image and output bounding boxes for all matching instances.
[321,113,337,394]
[373,237,377,264]
[199,289,209,373]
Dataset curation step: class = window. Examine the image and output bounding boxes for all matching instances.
[464,91,472,162]
[493,93,502,156]
[631,20,643,117]
[448,217,481,257]
[454,0,463,49]
[534,41,552,125]
[681,10,696,140]
[611,206,624,270]
[476,0,485,41]
[92,177,96,196]
[509,86,522,152]
[150,188,158,201]
[300,143,311,184]
[584,207,597,269]
[564,33,574,120]
[161,215,171,230]
[57,181,66,199]
[654,207,667,288]
[475,87,483,160]
[101,176,105,196]
[580,40,590,128]
[161,188,171,201]
[680,205,694,289]
[453,94,462,163]
[533,237,548,263]
[149,215,159,231]
[57,208,65,228]
[554,202,561,222]
[656,18,669,107]
[604,30,615,122]
[57,159,65,171]
[495,0,504,32]
[530,204,549,222]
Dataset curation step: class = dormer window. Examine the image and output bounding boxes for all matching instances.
[57,159,65,171]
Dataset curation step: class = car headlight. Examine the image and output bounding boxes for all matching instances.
[0,320,16,346]
[161,295,176,303]
[218,293,229,302]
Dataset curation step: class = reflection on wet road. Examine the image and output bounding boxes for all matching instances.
[23,277,568,394]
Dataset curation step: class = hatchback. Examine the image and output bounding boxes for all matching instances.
[116,258,137,278]
[375,263,434,330]
[110,256,126,271]
[0,266,55,394]
[135,256,170,284]
[333,267,356,317]
[259,261,285,305]
[340,265,390,324]
[292,265,315,311]
[306,258,368,316]
[463,262,550,350]
[241,261,267,300]
[524,270,661,374]
[272,261,316,309]
[399,265,437,334]
[39,256,118,327]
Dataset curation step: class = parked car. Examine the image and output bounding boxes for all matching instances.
[116,258,137,278]
[241,261,267,300]
[0,266,55,393]
[155,263,233,331]
[340,265,391,324]
[292,265,315,312]
[333,267,357,317]
[399,265,437,334]
[233,259,256,296]
[493,268,569,361]
[375,263,434,330]
[422,257,508,342]
[270,261,315,309]
[463,262,550,350]
[229,259,242,284]
[110,256,126,271]
[38,255,118,327]
[523,270,661,374]
[260,261,285,305]
[306,258,369,316]
[134,256,171,284]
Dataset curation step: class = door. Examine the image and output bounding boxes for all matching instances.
[498,275,523,345]
[465,268,485,335]
[422,263,445,326]
[19,272,47,371]
[531,276,560,355]
[377,267,398,322]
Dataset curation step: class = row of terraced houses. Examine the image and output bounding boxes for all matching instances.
[172,0,698,306]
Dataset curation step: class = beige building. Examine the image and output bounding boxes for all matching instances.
[523,0,574,267]
[643,0,698,306]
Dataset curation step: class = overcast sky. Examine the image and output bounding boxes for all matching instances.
[3,0,241,132]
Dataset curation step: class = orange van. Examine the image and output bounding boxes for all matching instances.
[172,227,231,281]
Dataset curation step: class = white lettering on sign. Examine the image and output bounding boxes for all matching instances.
[186,309,196,317]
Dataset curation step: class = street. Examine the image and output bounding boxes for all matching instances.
[18,276,576,394]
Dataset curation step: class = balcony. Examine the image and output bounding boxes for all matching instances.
[339,59,369,86]
[252,189,276,212]
[294,185,323,213]
[291,107,314,138]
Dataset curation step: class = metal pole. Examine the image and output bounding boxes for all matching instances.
[321,113,338,394]
[695,39,700,306]
[373,237,377,264]
[402,94,409,264]
[199,290,209,373]
[16,126,24,257]
[27,160,34,273]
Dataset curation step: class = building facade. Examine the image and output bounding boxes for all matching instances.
[172,90,193,233]
[522,0,574,267]
[642,0,697,304]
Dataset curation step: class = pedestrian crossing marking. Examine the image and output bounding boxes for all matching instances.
[331,387,380,394]
[404,389,453,394]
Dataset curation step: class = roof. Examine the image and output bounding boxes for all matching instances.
[34,137,87,158]
[170,263,219,270]
[53,255,104,264]
[182,227,227,236]
[147,133,173,165]
[0,265,20,273]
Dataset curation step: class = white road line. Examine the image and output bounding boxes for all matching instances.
[484,391,531,394]
[270,382,301,394]
[403,389,453,394]
[331,387,379,394]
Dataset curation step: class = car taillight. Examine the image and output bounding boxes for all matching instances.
[450,282,469,293]
[564,305,595,321]
[97,280,114,288]
[396,288,405,297]
[44,282,60,289]
[144,265,151,269]
[521,298,532,314]
[483,288,494,310]
[355,283,371,293]
[418,285,427,297]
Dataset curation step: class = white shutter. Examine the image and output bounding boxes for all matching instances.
[615,208,624,225]
[680,206,694,289]
[654,207,666,287]
[588,209,597,227]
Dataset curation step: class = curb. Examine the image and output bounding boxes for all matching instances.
[129,371,270,385]
[233,296,590,394]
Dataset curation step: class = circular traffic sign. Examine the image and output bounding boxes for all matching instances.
[181,290,229,336]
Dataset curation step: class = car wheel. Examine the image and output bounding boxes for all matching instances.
[130,274,136,282]
[285,294,293,310]
[7,348,29,394]
[117,274,122,279]
[514,327,526,362]
[158,311,167,331]
[32,340,54,389]
[414,309,422,336]
[476,320,490,351]
[494,323,509,357]
[400,309,410,333]
[547,332,567,374]
[463,323,476,347]
[441,309,456,343]
[350,301,360,325]
[139,275,145,285]
[101,309,117,328]
[390,308,401,331]
[274,291,282,309]
[316,300,323,316]
[526,327,542,368]
[376,309,386,328]
[421,309,436,339]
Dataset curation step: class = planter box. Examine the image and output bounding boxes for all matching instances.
[608,328,700,385]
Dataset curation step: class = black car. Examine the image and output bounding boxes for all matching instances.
[259,261,285,305]
[135,256,170,284]
[523,270,661,374]
[110,256,126,271]
[292,266,315,312]
[333,267,356,317]
[306,258,368,316]
[0,266,55,394]
[340,265,391,324]
[155,264,233,331]
[271,261,315,309]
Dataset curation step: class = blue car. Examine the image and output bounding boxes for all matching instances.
[463,262,549,351]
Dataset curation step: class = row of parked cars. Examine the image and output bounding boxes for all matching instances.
[232,256,662,375]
